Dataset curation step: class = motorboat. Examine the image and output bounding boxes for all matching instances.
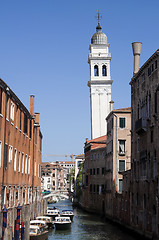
[29,225,48,240]
[54,216,71,230]
[60,210,74,221]
[46,207,60,220]
[30,220,48,230]
[36,216,54,229]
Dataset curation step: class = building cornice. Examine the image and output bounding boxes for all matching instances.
[88,80,113,87]
[130,50,159,85]
[0,78,31,118]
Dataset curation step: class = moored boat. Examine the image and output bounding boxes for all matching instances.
[30,220,48,230]
[60,210,74,221]
[36,216,54,229]
[54,216,71,230]
[46,207,60,220]
[29,225,48,240]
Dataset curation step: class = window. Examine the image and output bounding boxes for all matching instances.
[86,175,88,186]
[90,169,92,175]
[155,91,157,114]
[90,184,92,193]
[148,67,151,76]
[151,130,153,143]
[20,111,22,130]
[93,168,95,175]
[14,149,17,172]
[102,167,104,175]
[18,151,21,172]
[22,153,24,174]
[10,101,14,121]
[94,65,99,76]
[119,140,126,155]
[118,179,123,193]
[0,87,2,114]
[0,141,1,167]
[142,73,145,83]
[25,154,27,174]
[38,164,41,178]
[29,119,32,138]
[119,118,125,128]
[119,160,125,172]
[97,184,99,194]
[34,160,36,176]
[28,156,30,174]
[97,168,100,175]
[102,65,107,76]
[24,114,28,134]
[9,145,13,163]
[155,60,157,69]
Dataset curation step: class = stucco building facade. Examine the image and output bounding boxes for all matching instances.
[130,44,159,238]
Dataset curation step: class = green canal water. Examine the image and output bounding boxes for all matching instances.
[47,200,138,240]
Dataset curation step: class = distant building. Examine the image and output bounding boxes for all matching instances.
[58,161,75,192]
[75,154,85,194]
[130,43,159,238]
[81,135,107,214]
[41,162,68,193]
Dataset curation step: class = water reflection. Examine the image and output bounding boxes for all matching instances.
[48,200,137,240]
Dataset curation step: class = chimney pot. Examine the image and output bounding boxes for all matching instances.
[132,42,142,75]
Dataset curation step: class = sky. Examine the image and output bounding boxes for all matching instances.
[0,0,159,162]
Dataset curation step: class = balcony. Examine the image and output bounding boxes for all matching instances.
[135,118,146,134]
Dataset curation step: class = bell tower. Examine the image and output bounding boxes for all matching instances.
[88,12,113,139]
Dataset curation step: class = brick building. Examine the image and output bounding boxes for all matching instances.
[0,78,43,238]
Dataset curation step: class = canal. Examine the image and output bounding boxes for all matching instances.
[47,200,138,240]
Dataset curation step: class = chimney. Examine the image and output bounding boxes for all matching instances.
[132,42,142,75]
[34,113,40,124]
[109,100,114,112]
[30,95,35,116]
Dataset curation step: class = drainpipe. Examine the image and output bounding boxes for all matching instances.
[32,123,40,204]
[112,113,118,192]
[1,87,9,210]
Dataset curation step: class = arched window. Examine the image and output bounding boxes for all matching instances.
[102,65,107,76]
[94,65,99,76]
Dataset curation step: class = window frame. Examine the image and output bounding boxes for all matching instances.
[118,159,126,173]
[118,178,123,193]
[102,65,107,76]
[119,117,126,129]
[14,148,17,172]
[9,145,13,163]
[94,65,99,77]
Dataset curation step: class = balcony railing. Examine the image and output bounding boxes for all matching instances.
[135,117,147,134]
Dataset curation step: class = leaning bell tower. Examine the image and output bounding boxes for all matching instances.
[88,12,113,139]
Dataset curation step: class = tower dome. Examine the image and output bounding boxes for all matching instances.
[91,23,107,45]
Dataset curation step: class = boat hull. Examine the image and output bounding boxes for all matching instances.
[54,222,71,230]
[30,230,48,240]
[46,213,59,220]
[60,214,74,221]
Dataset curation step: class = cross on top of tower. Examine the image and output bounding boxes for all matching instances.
[96,10,102,32]
[96,10,102,25]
